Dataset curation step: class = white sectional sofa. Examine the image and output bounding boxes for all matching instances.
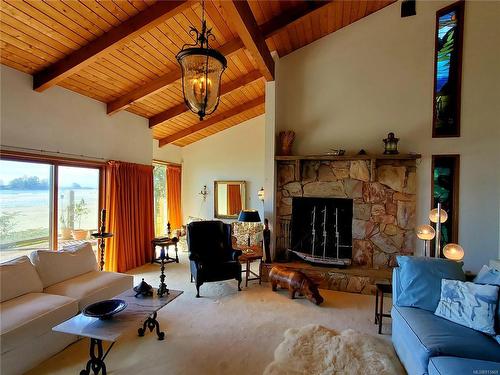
[0,243,133,375]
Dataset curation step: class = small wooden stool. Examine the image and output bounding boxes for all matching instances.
[374,283,392,334]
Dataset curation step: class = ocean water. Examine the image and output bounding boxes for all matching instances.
[0,188,99,233]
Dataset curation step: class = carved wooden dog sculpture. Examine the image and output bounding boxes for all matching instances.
[269,266,324,305]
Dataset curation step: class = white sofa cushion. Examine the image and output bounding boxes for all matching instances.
[0,256,44,303]
[30,242,98,288]
[44,270,133,310]
[0,292,78,354]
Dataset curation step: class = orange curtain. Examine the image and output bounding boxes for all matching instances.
[227,184,242,215]
[104,161,154,273]
[166,165,182,231]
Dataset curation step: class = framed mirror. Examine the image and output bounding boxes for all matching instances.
[214,181,246,219]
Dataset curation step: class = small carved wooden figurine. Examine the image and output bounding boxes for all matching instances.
[269,266,324,305]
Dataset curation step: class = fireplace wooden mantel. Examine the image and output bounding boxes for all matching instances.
[275,154,421,183]
[275,153,421,161]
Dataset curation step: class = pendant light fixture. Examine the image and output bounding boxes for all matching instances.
[176,0,227,121]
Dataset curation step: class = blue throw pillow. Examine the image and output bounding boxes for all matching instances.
[474,265,500,335]
[396,256,465,312]
[435,279,499,335]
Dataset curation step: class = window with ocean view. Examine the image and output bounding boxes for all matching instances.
[0,157,102,263]
[0,160,52,260]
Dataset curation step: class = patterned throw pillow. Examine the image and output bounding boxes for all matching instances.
[435,279,499,335]
[474,265,500,339]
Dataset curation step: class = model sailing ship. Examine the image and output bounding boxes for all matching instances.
[288,206,352,266]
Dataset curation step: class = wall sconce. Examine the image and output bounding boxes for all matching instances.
[199,185,208,202]
[258,187,265,202]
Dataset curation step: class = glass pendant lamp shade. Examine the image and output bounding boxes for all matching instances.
[176,0,226,121]
[443,243,464,261]
[416,224,436,240]
[177,48,226,120]
[429,208,448,223]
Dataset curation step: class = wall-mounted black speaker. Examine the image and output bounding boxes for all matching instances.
[401,0,416,17]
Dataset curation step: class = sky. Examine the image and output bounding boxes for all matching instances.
[0,160,99,188]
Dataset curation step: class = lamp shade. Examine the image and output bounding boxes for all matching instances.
[429,208,448,223]
[238,210,261,223]
[416,224,436,240]
[443,243,464,261]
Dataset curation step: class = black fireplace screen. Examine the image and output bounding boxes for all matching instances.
[291,197,353,260]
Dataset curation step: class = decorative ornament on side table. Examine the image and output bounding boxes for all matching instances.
[134,278,153,298]
[383,132,399,155]
[176,0,226,121]
[278,131,295,156]
[91,209,113,271]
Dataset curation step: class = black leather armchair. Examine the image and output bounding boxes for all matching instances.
[187,221,242,297]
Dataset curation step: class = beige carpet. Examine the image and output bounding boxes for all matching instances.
[28,252,395,375]
[264,325,404,375]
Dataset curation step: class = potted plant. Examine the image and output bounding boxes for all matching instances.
[72,198,89,240]
[59,207,73,240]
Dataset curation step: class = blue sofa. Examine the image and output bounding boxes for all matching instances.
[391,266,500,375]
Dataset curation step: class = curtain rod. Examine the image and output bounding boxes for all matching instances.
[0,144,107,161]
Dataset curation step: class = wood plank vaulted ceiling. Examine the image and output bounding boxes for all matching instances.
[0,0,394,147]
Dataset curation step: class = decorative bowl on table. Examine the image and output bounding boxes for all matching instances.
[82,299,127,320]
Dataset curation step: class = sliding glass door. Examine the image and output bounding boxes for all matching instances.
[0,156,103,262]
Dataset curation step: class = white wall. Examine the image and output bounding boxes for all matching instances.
[0,66,152,165]
[153,140,182,164]
[276,0,500,272]
[181,115,266,223]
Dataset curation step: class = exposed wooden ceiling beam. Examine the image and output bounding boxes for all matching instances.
[260,1,331,39]
[149,70,262,128]
[158,96,265,147]
[33,1,191,92]
[106,38,244,115]
[107,2,331,115]
[221,1,274,81]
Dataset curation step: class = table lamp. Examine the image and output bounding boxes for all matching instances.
[443,243,464,261]
[429,202,448,258]
[238,209,261,246]
[416,224,435,257]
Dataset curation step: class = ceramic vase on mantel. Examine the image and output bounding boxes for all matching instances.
[278,131,295,156]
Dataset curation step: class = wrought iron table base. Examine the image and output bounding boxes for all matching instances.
[80,339,114,375]
[80,312,165,374]
[138,311,165,340]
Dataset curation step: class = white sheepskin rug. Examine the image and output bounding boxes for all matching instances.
[264,325,405,375]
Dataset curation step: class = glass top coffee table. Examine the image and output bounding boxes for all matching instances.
[53,288,182,375]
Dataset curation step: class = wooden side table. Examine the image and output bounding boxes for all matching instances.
[374,283,392,334]
[151,237,179,265]
[237,246,263,287]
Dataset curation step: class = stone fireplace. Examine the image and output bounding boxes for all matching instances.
[263,154,420,294]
